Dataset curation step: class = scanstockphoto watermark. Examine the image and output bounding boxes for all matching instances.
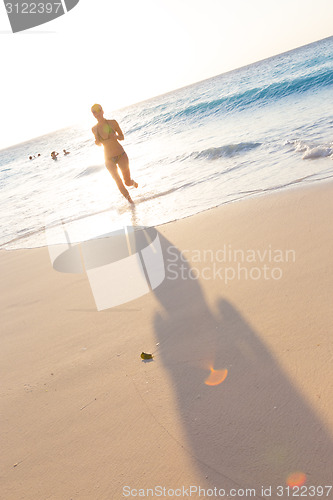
[4,0,80,33]
[46,222,166,311]
[166,245,296,283]
[123,485,257,497]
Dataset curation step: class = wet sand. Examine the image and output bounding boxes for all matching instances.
[1,181,333,499]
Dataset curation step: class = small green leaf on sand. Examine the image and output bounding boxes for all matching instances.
[141,352,153,360]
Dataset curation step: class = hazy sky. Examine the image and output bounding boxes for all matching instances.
[0,0,333,149]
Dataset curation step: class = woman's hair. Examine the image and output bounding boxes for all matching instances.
[91,103,102,113]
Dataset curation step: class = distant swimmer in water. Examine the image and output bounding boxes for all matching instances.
[63,149,70,155]
[91,103,138,204]
[51,151,59,160]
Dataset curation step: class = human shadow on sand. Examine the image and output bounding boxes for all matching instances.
[49,219,333,496]
[133,230,333,497]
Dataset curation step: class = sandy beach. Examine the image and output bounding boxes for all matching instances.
[1,181,333,499]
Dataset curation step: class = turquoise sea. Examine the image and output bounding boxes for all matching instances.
[1,36,333,249]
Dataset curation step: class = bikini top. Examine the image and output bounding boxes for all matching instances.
[96,121,116,143]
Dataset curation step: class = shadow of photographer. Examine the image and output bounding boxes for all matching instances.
[145,231,333,494]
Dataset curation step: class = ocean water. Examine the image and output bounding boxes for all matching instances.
[1,36,333,249]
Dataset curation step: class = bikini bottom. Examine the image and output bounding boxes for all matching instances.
[110,151,126,164]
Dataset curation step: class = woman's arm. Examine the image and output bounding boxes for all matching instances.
[92,127,102,146]
[112,120,124,141]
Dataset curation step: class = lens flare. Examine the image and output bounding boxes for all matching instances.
[286,472,307,487]
[205,367,228,386]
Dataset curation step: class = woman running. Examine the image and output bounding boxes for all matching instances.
[91,104,138,203]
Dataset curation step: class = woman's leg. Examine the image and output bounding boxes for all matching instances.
[105,161,133,202]
[117,153,138,188]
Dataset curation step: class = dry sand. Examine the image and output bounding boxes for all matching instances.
[1,181,333,499]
